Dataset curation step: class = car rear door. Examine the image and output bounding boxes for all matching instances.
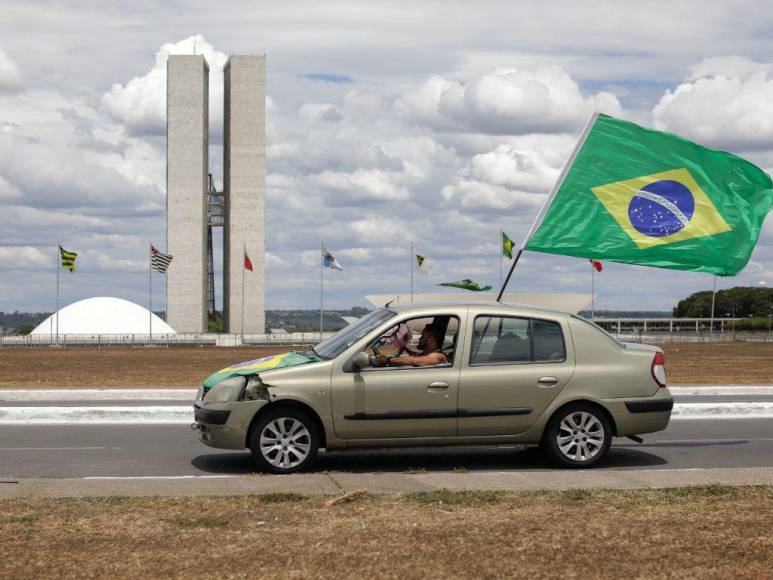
[457,313,575,436]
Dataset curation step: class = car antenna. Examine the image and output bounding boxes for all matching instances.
[385,298,395,308]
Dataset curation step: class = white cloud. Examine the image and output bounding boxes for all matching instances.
[441,179,545,210]
[467,145,560,192]
[311,169,410,202]
[102,35,228,136]
[654,57,773,151]
[0,48,20,93]
[395,65,622,135]
[299,102,343,122]
[0,246,51,270]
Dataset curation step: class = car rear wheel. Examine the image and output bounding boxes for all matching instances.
[543,403,612,468]
[249,407,319,474]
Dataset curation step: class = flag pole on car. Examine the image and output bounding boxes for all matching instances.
[497,111,773,301]
[497,112,599,301]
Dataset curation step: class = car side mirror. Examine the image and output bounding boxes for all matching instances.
[351,351,370,371]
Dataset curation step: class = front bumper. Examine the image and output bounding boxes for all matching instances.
[193,398,269,450]
[193,403,230,425]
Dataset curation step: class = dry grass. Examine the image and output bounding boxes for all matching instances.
[0,347,287,387]
[0,487,770,579]
[0,342,771,387]
[661,342,773,384]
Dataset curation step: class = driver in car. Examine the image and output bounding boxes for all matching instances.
[375,324,447,367]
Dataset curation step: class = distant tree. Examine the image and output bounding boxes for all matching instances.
[19,324,35,335]
[674,286,773,318]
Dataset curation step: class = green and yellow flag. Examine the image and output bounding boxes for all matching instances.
[59,246,77,272]
[439,279,492,292]
[526,114,773,276]
[502,231,515,259]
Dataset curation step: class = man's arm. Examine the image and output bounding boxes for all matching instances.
[376,352,447,367]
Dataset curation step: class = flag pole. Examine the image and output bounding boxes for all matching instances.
[148,243,152,342]
[410,242,414,303]
[710,274,717,337]
[320,244,324,338]
[499,232,503,288]
[241,244,246,343]
[591,261,595,320]
[496,111,600,302]
[56,241,60,343]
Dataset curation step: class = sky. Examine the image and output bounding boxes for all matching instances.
[1,0,773,314]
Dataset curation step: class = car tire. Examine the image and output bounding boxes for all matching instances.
[543,403,612,468]
[249,407,319,474]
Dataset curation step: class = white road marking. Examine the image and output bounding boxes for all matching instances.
[0,389,197,401]
[0,447,119,450]
[669,386,773,396]
[0,406,192,424]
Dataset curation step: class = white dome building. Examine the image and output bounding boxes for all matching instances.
[31,297,176,335]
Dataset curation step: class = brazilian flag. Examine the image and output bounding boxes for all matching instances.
[526,114,773,276]
[501,231,515,259]
[439,279,492,292]
[59,246,78,272]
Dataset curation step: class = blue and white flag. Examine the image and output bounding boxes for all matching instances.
[321,244,343,271]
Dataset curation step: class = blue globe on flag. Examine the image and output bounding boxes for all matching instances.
[628,179,695,238]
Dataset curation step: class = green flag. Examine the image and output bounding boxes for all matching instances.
[526,114,773,276]
[439,279,492,292]
[501,231,515,259]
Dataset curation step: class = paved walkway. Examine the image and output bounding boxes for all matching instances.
[1,467,771,499]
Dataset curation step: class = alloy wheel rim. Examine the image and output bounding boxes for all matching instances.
[556,411,604,462]
[259,418,311,469]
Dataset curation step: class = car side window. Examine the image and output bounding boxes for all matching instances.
[361,315,459,369]
[532,319,566,362]
[470,316,565,365]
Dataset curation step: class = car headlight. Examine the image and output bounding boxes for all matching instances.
[204,376,246,403]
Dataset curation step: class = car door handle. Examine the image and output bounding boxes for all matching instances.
[537,376,559,386]
[427,381,449,391]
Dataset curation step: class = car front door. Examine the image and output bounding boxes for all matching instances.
[330,311,465,440]
[458,314,575,436]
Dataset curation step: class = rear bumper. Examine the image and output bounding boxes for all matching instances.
[624,399,674,414]
[602,389,673,436]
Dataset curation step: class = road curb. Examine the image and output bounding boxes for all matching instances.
[0,401,772,424]
[1,467,771,498]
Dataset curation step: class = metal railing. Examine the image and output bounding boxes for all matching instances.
[0,332,336,348]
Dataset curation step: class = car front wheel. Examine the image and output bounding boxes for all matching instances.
[543,403,612,468]
[249,407,319,474]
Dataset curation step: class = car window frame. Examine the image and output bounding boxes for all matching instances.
[468,314,567,367]
[347,313,462,373]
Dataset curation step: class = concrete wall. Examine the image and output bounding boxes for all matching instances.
[223,55,266,334]
[166,55,209,333]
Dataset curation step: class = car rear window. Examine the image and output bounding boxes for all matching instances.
[470,316,566,365]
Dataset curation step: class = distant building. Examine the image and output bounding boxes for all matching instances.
[31,297,175,335]
[166,54,266,334]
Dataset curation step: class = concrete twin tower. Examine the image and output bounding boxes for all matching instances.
[166,55,265,334]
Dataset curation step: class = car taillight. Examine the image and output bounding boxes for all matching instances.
[651,352,667,388]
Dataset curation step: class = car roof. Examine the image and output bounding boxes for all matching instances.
[387,301,574,319]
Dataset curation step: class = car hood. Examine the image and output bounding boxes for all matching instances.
[202,351,322,388]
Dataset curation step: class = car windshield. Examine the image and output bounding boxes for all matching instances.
[314,308,396,360]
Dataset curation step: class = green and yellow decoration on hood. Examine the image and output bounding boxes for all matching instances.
[203,351,321,389]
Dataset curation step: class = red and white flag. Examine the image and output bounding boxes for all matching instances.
[589,259,603,272]
[244,250,253,271]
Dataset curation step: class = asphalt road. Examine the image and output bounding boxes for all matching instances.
[1,417,771,478]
